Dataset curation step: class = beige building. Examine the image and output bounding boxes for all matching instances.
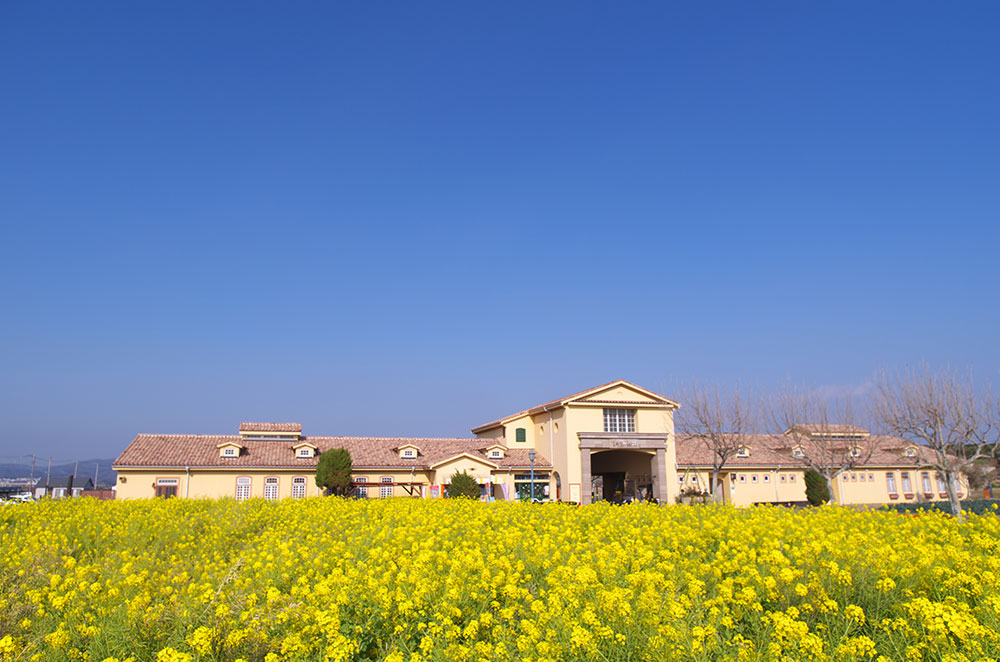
[113,380,966,506]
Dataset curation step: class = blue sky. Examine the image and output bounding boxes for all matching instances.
[1,2,998,460]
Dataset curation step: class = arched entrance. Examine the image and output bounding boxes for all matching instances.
[578,433,670,505]
[590,449,656,503]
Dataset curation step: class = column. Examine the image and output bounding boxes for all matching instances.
[580,448,592,505]
[654,447,668,502]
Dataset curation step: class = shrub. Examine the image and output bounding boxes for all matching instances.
[315,447,353,496]
[804,469,830,505]
[448,470,481,499]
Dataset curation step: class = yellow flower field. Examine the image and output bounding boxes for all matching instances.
[1,499,999,662]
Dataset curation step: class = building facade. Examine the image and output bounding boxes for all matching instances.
[113,380,968,505]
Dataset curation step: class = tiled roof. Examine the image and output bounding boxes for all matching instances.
[676,433,935,468]
[114,434,551,470]
[789,424,870,435]
[239,422,302,433]
[472,379,677,432]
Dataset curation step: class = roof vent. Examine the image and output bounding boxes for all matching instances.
[239,422,302,441]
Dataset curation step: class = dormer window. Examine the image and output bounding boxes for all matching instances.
[398,445,420,460]
[736,446,750,458]
[220,446,240,458]
[905,448,916,457]
[792,447,804,458]
[292,442,318,459]
[850,447,861,458]
[484,444,506,460]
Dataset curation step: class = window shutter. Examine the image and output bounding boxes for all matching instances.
[515,428,526,443]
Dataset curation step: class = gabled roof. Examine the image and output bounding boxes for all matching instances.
[114,434,551,470]
[216,440,244,449]
[675,433,936,468]
[429,452,499,470]
[471,379,678,433]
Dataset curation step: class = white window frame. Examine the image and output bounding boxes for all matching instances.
[901,472,912,493]
[380,476,393,499]
[921,472,932,494]
[222,447,239,458]
[751,475,758,483]
[264,476,279,501]
[291,477,307,499]
[235,477,251,501]
[736,447,750,458]
[489,450,503,459]
[886,472,897,494]
[401,449,417,459]
[603,408,636,434]
[792,448,804,458]
[297,448,313,458]
[355,476,368,498]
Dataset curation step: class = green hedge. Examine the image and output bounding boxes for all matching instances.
[882,499,1000,516]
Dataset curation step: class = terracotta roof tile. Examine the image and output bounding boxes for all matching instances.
[789,424,870,435]
[675,433,935,468]
[114,434,551,470]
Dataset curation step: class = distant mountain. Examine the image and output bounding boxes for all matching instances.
[0,459,117,487]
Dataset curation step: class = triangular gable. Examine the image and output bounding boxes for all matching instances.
[396,443,421,451]
[573,381,675,406]
[472,380,677,434]
[292,441,318,450]
[483,443,507,452]
[216,441,244,449]
[429,452,499,470]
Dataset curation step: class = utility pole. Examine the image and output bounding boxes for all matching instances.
[45,457,52,497]
[29,455,36,486]
[94,463,99,488]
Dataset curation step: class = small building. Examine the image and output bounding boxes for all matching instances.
[34,476,94,499]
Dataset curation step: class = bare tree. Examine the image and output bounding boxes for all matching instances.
[675,382,760,504]
[767,384,875,504]
[872,365,997,519]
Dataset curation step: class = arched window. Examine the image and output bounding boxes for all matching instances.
[264,477,279,501]
[291,476,307,499]
[235,477,251,501]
